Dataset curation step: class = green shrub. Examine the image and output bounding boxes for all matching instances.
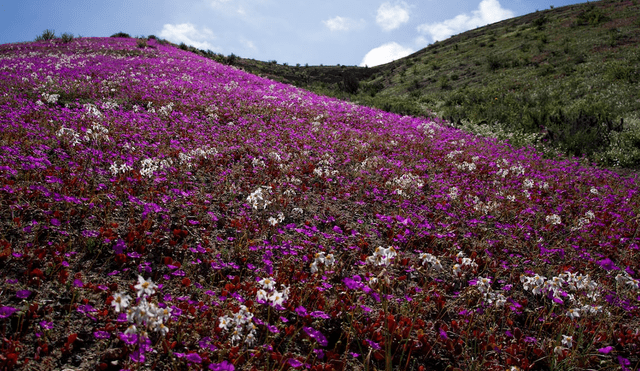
[110,32,131,38]
[147,35,157,40]
[60,32,74,43]
[136,38,148,48]
[533,15,549,29]
[179,42,189,51]
[35,29,56,41]
[339,72,359,94]
[576,4,610,26]
[487,54,507,71]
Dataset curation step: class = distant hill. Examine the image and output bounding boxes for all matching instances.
[218,0,639,169]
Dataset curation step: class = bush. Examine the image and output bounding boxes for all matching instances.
[147,35,157,40]
[576,4,610,26]
[35,29,56,41]
[137,39,148,48]
[339,72,359,94]
[110,32,131,38]
[60,32,74,43]
[487,54,508,71]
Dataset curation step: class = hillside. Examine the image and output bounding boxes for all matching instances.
[205,0,640,169]
[1,35,640,370]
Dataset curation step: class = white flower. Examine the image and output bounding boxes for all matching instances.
[219,316,232,330]
[325,253,335,266]
[561,335,573,348]
[269,291,285,307]
[566,308,580,320]
[554,345,565,355]
[259,277,276,291]
[448,187,459,200]
[453,264,462,276]
[112,292,131,313]
[256,289,268,302]
[366,246,397,266]
[134,275,157,298]
[546,214,562,225]
[125,324,137,334]
[154,322,169,336]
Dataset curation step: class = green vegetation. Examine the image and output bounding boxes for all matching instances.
[110,32,131,38]
[220,0,640,170]
[34,29,56,41]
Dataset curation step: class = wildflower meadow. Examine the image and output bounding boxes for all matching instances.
[0,36,639,370]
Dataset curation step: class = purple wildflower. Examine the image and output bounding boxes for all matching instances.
[0,306,18,318]
[186,353,202,363]
[209,360,235,371]
[16,290,32,299]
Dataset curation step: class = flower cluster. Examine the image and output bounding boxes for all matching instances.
[452,251,478,277]
[111,276,172,337]
[615,270,640,290]
[418,252,443,271]
[520,271,603,316]
[218,305,257,346]
[310,251,336,273]
[366,246,397,266]
[255,277,290,308]
[247,186,272,210]
[140,157,174,178]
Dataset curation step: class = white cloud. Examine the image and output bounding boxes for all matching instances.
[417,0,514,43]
[240,37,256,50]
[158,23,217,51]
[323,16,365,32]
[376,1,410,31]
[360,42,414,67]
[210,0,231,6]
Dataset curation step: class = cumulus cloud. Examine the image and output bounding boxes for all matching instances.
[158,23,217,50]
[417,0,514,43]
[323,16,365,32]
[376,2,410,31]
[360,42,414,67]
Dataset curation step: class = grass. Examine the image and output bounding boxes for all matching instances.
[0,34,639,371]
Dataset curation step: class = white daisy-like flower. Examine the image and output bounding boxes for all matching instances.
[256,289,268,302]
[269,290,285,307]
[566,308,580,320]
[561,335,573,348]
[259,277,276,291]
[111,292,131,313]
[134,275,157,298]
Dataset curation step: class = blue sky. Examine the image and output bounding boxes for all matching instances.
[1,0,588,67]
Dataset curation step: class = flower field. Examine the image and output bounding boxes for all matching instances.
[0,37,639,370]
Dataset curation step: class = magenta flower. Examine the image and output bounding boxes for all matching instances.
[0,306,18,318]
[209,360,234,371]
[185,353,202,363]
[598,346,613,354]
[303,326,328,347]
[16,290,32,299]
[287,358,303,368]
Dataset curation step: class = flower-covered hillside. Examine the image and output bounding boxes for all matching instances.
[0,37,639,371]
